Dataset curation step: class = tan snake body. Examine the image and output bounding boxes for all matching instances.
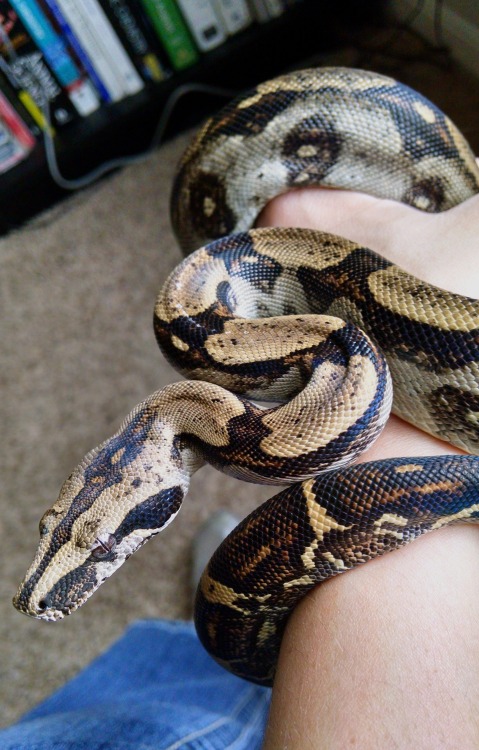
[13,67,479,686]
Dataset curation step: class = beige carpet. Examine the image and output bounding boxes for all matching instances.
[1,53,479,726]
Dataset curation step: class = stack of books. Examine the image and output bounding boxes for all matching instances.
[0,0,306,174]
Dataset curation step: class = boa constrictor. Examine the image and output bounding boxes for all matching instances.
[14,67,479,686]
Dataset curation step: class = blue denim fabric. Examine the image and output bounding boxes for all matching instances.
[0,620,271,750]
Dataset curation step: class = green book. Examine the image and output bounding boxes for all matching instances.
[140,0,199,71]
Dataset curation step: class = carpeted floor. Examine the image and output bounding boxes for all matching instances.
[1,44,478,726]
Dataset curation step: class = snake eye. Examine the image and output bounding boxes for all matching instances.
[90,534,117,560]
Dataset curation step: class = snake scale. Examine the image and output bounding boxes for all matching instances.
[14,67,479,686]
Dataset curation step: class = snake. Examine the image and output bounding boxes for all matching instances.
[13,67,479,686]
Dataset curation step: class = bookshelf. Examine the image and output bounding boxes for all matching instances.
[0,0,385,235]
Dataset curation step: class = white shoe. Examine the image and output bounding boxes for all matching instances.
[191,510,239,594]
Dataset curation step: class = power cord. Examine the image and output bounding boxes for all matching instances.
[39,81,238,191]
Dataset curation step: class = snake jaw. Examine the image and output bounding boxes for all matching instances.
[13,545,104,621]
[13,579,91,621]
[18,591,90,622]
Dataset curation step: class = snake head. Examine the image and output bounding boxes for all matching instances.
[13,400,188,621]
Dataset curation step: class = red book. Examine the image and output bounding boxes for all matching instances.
[0,84,35,148]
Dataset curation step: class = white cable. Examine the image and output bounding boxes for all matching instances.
[39,81,238,191]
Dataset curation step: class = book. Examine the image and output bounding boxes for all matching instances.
[246,0,270,22]
[0,75,36,171]
[212,0,252,35]
[41,0,112,102]
[53,0,124,101]
[140,0,198,71]
[98,0,169,83]
[176,0,226,52]
[9,0,100,115]
[77,0,144,96]
[0,1,79,129]
[0,78,35,148]
[0,107,33,172]
[53,0,138,101]
[0,67,41,134]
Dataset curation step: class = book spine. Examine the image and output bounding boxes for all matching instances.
[134,2,173,76]
[0,107,33,172]
[0,68,41,135]
[98,0,168,83]
[0,55,50,131]
[246,0,270,22]
[77,0,144,96]
[41,0,112,102]
[211,0,252,35]
[9,0,100,115]
[0,2,79,128]
[140,0,198,71]
[0,79,35,148]
[176,0,226,52]
[54,0,126,101]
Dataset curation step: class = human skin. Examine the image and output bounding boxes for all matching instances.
[257,187,479,749]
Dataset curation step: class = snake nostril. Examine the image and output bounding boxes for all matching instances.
[38,600,47,611]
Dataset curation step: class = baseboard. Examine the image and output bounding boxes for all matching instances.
[389,0,479,78]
